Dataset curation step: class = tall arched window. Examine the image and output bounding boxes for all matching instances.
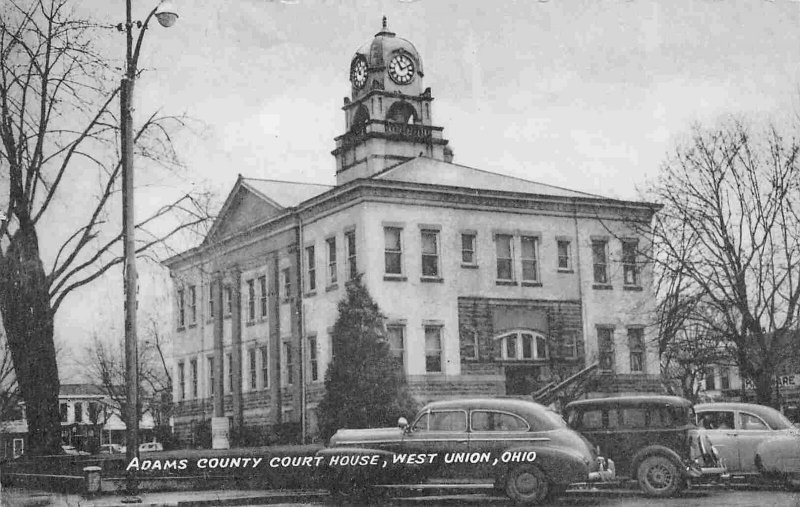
[494,330,548,360]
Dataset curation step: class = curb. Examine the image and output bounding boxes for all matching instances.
[91,490,328,507]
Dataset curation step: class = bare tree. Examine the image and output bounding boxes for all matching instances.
[0,331,19,421]
[644,118,800,406]
[84,317,171,431]
[0,1,210,454]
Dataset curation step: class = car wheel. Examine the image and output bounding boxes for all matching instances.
[505,464,549,505]
[637,455,683,497]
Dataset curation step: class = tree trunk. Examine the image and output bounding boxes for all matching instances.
[752,368,775,407]
[0,225,62,455]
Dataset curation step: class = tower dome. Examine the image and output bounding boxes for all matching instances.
[349,17,424,98]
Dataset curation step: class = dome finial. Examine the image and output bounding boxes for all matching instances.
[382,16,387,30]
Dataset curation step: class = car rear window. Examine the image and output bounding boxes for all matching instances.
[581,409,603,429]
[471,411,529,432]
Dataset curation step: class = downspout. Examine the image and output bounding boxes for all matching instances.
[573,199,589,395]
[294,212,306,444]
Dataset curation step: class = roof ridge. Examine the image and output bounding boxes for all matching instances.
[242,176,333,188]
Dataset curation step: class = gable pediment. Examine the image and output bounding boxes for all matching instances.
[205,186,283,244]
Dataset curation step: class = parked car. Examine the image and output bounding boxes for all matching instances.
[318,398,614,504]
[564,395,724,498]
[138,441,164,453]
[98,443,125,455]
[695,402,800,488]
[61,445,89,456]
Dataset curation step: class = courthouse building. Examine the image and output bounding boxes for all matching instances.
[164,20,662,442]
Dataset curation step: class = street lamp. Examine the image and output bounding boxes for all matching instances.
[119,0,178,499]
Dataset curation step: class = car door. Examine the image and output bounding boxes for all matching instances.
[402,408,470,479]
[735,411,773,473]
[468,409,534,478]
[697,410,740,472]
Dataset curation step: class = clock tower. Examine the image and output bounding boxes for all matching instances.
[333,18,451,185]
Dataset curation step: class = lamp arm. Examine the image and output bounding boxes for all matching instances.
[130,7,158,77]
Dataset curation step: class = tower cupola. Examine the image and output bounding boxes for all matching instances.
[333,18,450,185]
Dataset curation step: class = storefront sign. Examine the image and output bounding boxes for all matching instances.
[743,373,800,390]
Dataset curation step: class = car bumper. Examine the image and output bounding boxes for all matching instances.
[588,457,615,482]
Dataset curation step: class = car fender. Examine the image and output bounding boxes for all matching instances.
[492,445,589,485]
[630,445,685,475]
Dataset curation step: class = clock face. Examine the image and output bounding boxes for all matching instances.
[350,57,367,89]
[388,54,415,85]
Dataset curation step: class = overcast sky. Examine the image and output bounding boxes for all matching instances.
[57,0,800,378]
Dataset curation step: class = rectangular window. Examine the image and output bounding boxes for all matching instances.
[188,285,197,324]
[521,236,539,282]
[495,234,514,281]
[177,289,185,328]
[461,233,476,265]
[306,245,316,292]
[597,327,615,372]
[308,336,318,382]
[225,286,232,315]
[345,230,357,280]
[283,342,293,386]
[720,366,730,390]
[327,237,337,285]
[282,268,291,300]
[592,240,609,284]
[247,279,255,321]
[208,357,215,396]
[421,230,440,277]
[259,276,268,318]
[60,403,68,422]
[191,359,198,398]
[208,282,215,319]
[226,353,232,392]
[260,346,269,389]
[557,240,571,270]
[461,328,479,360]
[384,227,403,275]
[387,325,405,370]
[248,348,256,390]
[12,438,23,458]
[178,362,185,401]
[628,327,645,373]
[622,240,639,286]
[424,325,443,373]
[705,368,716,391]
[74,402,83,423]
[563,333,577,359]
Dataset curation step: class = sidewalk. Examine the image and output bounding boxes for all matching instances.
[0,487,328,507]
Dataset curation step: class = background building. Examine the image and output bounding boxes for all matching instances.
[165,20,661,443]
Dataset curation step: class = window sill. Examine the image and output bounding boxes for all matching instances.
[623,285,643,292]
[280,298,291,305]
[206,319,215,325]
[187,323,197,329]
[424,371,444,375]
[420,276,443,283]
[325,284,339,293]
[304,290,317,298]
[177,326,186,332]
[495,280,518,286]
[383,275,407,282]
[245,320,256,327]
[557,269,574,274]
[592,284,613,290]
[521,281,542,287]
[461,263,479,270]
[224,314,231,319]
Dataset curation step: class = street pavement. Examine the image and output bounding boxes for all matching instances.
[3,484,800,507]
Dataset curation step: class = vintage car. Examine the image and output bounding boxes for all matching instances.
[564,395,725,498]
[318,398,614,504]
[695,402,800,488]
